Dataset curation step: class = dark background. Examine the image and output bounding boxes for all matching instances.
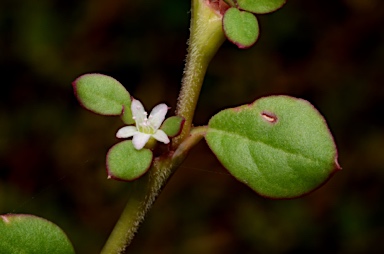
[1,0,383,253]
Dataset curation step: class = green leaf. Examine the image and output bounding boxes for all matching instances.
[120,104,135,125]
[73,74,133,121]
[0,214,75,254]
[223,8,259,49]
[107,140,153,181]
[160,116,185,137]
[205,95,341,199]
[237,0,286,14]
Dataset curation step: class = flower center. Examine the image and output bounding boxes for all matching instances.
[136,112,155,134]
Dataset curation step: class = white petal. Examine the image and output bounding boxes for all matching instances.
[132,133,151,150]
[148,103,168,130]
[116,126,138,138]
[131,99,147,124]
[152,130,170,144]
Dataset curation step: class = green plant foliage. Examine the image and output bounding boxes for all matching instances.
[106,140,153,181]
[237,0,286,14]
[121,104,135,125]
[160,116,185,137]
[205,95,340,199]
[73,73,134,123]
[0,214,75,254]
[223,7,259,49]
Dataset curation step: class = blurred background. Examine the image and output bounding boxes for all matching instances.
[1,0,383,253]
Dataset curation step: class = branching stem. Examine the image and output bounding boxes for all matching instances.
[101,126,207,253]
[101,0,224,252]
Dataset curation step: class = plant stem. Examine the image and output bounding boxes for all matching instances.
[101,126,207,253]
[173,0,225,148]
[101,0,225,251]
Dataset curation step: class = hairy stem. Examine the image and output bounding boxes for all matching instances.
[101,0,224,252]
[173,0,225,148]
[101,127,208,253]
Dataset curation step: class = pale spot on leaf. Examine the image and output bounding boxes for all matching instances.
[261,111,278,123]
[1,215,10,224]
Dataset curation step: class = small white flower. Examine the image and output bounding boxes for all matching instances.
[116,99,170,150]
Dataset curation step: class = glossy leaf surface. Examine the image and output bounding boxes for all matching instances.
[205,95,340,199]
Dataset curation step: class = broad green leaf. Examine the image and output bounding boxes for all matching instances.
[223,8,259,49]
[107,140,153,181]
[0,214,75,254]
[160,116,185,137]
[205,95,340,199]
[73,73,133,122]
[237,0,286,14]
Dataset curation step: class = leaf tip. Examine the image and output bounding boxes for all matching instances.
[334,157,342,172]
[235,38,259,49]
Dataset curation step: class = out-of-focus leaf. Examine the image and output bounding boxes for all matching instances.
[0,214,75,254]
